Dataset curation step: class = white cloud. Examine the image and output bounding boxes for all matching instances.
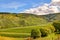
[0,2,26,9]
[52,0,60,2]
[22,0,60,15]
[49,6,59,13]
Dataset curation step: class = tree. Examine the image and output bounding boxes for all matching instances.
[53,21,60,33]
[40,28,48,37]
[40,28,53,37]
[31,29,41,39]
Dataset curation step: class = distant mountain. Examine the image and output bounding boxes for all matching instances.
[41,13,60,22]
[0,12,60,29]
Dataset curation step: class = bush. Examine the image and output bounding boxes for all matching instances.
[49,26,55,33]
[31,29,41,39]
[40,28,53,37]
[40,28,48,37]
[53,21,60,33]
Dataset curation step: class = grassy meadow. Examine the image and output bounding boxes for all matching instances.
[0,24,58,40]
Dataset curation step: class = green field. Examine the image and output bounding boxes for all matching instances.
[0,13,60,40]
[0,26,41,37]
[0,24,56,40]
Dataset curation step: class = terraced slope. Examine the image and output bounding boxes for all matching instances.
[0,23,54,38]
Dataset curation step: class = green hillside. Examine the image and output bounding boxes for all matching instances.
[0,12,60,29]
[0,12,47,29]
[0,12,60,40]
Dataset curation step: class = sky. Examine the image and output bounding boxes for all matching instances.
[23,0,60,15]
[0,0,51,13]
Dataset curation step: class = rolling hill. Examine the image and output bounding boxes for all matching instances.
[0,12,60,40]
[0,12,60,29]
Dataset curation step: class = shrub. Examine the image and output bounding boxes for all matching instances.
[40,27,53,37]
[49,26,55,33]
[31,29,41,39]
[40,28,48,37]
[40,29,47,37]
[53,21,60,33]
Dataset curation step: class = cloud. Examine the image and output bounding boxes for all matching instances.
[22,0,60,15]
[0,2,26,9]
[52,0,60,2]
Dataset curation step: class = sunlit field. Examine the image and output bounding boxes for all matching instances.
[0,13,60,40]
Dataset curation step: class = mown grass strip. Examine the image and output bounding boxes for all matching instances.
[0,33,30,38]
